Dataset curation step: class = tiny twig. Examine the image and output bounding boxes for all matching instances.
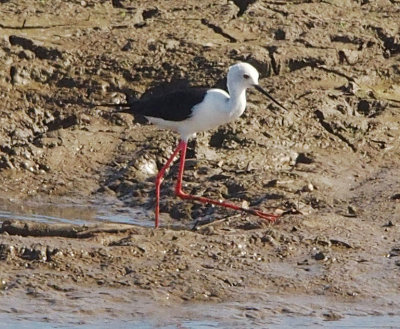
[192,214,241,231]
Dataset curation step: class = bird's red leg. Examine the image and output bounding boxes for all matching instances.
[175,142,279,222]
[155,140,186,228]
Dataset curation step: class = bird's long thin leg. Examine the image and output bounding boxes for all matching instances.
[174,141,279,222]
[155,140,186,228]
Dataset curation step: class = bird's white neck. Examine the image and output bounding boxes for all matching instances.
[228,87,247,119]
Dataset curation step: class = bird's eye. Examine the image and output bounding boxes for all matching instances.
[243,74,250,79]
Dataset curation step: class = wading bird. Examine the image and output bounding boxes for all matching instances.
[106,63,287,228]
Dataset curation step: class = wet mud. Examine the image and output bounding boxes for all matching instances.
[1,0,400,325]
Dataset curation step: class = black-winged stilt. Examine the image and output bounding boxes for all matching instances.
[107,63,287,228]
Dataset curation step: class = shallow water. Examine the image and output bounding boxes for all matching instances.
[1,201,399,329]
[1,314,400,329]
[273,315,400,329]
[2,288,399,329]
[0,197,154,226]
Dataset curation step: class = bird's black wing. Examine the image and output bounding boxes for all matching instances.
[124,88,209,122]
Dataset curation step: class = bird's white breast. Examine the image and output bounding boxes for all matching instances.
[177,89,246,140]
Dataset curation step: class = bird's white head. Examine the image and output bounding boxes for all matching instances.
[227,62,259,94]
[227,62,288,111]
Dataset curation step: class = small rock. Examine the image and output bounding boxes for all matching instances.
[202,42,214,49]
[330,239,352,249]
[301,183,314,192]
[121,40,133,51]
[21,160,36,172]
[0,244,16,260]
[165,39,179,50]
[274,28,286,40]
[264,179,278,188]
[314,251,326,261]
[347,205,358,217]
[357,100,370,114]
[0,279,7,290]
[389,247,400,258]
[391,193,400,200]
[382,220,395,227]
[21,245,47,261]
[241,200,249,209]
[295,152,315,165]
[142,8,160,20]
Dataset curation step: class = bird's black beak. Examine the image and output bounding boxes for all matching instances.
[254,84,288,111]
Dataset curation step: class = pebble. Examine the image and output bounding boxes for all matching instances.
[347,205,358,217]
[383,220,395,227]
[391,193,400,200]
[314,251,326,261]
[301,183,314,192]
[165,39,179,50]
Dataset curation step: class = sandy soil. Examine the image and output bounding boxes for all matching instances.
[1,0,400,325]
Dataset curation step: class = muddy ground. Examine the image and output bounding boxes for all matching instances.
[0,0,400,326]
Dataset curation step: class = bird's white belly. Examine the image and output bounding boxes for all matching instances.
[181,90,244,137]
[146,88,246,141]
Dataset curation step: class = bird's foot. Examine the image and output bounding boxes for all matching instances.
[246,208,280,222]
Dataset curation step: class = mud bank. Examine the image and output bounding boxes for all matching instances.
[1,0,400,326]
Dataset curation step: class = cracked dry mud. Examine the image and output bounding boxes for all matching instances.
[0,0,400,326]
